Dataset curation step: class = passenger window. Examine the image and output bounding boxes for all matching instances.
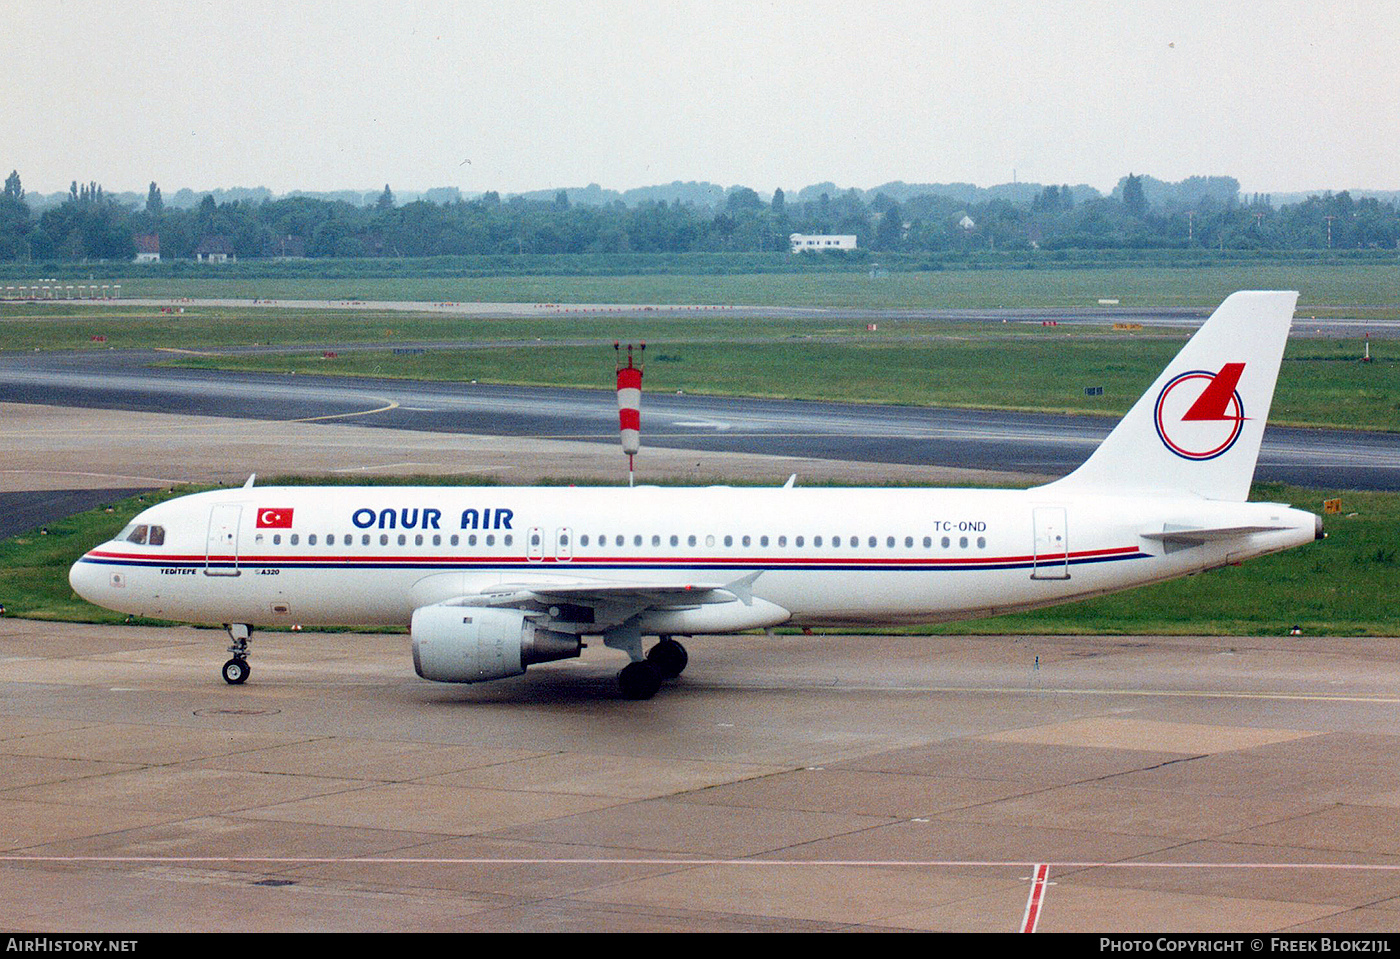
[959,536,968,548]
[290,534,300,545]
[724,535,732,547]
[706,535,715,547]
[814,536,822,547]
[887,536,895,548]
[615,535,624,547]
[380,534,389,545]
[273,534,282,545]
[309,534,317,546]
[433,534,441,546]
[148,526,165,546]
[777,535,786,547]
[398,534,407,546]
[415,534,424,546]
[923,536,932,548]
[581,535,590,547]
[670,535,679,547]
[868,536,877,548]
[795,536,804,547]
[468,534,477,546]
[652,535,661,547]
[450,534,459,546]
[760,536,769,547]
[504,534,512,546]
[128,525,148,545]
[904,536,913,548]
[833,536,841,547]
[688,534,697,547]
[633,535,642,547]
[362,534,370,545]
[255,533,264,545]
[941,536,950,548]
[977,536,986,548]
[486,534,495,546]
[742,535,751,547]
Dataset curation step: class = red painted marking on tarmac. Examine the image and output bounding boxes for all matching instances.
[1021,863,1049,933]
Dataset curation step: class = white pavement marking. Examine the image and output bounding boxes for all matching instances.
[285,398,400,422]
[329,462,448,473]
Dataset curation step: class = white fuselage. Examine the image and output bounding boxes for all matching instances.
[69,484,1319,632]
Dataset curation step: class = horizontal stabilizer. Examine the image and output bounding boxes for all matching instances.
[1141,522,1293,544]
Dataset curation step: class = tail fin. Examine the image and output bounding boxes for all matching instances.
[1041,290,1298,501]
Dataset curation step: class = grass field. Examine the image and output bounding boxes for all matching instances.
[0,303,1092,352]
[1,479,1394,636]
[165,334,1400,432]
[8,262,1400,310]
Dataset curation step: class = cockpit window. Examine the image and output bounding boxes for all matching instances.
[148,526,165,546]
[126,525,148,545]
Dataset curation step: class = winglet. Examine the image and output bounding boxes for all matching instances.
[783,474,797,489]
[724,571,763,606]
[243,473,257,488]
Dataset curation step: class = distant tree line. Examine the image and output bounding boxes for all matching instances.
[0,169,1397,263]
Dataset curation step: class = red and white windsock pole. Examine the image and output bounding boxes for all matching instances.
[615,341,645,486]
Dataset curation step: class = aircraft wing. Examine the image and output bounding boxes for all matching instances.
[440,571,764,618]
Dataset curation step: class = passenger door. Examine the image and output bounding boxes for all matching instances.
[205,504,243,576]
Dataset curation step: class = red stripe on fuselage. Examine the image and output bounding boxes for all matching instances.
[85,545,1143,567]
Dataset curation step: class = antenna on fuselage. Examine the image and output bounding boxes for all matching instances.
[615,341,645,487]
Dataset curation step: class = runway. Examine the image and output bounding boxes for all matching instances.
[2,349,1398,490]
[2,621,1398,932]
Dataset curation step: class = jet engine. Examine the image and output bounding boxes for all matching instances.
[411,606,580,683]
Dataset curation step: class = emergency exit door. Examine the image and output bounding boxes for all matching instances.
[1031,506,1069,580]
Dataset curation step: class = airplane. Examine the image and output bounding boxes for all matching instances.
[68,291,1322,699]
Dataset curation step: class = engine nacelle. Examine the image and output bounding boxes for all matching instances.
[411,606,580,683]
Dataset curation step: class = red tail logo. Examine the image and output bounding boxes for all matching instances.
[1154,364,1247,460]
[1180,362,1247,422]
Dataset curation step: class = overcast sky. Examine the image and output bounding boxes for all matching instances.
[4,0,1397,197]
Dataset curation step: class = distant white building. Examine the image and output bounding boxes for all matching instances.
[958,215,976,230]
[194,236,235,263]
[790,233,857,253]
[133,234,160,263]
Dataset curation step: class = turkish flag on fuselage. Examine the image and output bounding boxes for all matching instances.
[256,508,295,528]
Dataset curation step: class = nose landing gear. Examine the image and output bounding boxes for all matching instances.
[222,623,252,685]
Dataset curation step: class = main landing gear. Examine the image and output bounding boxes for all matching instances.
[617,637,689,700]
[222,623,252,685]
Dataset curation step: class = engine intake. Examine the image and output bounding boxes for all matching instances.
[411,606,580,683]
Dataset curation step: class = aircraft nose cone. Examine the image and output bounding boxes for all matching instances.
[69,556,101,604]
